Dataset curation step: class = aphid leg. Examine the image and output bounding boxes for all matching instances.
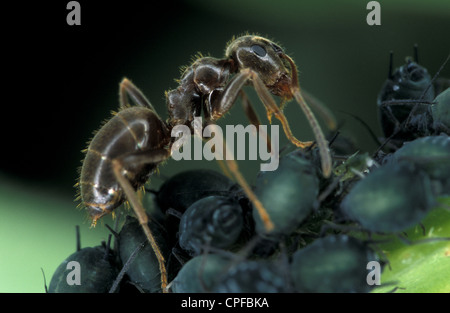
[111,149,170,292]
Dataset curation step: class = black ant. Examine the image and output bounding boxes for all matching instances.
[77,34,335,292]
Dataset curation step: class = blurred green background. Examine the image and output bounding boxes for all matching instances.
[1,0,449,292]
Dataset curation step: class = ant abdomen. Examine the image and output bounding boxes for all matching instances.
[80,106,169,222]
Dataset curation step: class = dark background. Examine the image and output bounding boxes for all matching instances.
[3,0,449,197]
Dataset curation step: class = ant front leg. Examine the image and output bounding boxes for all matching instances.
[239,90,272,153]
[210,69,312,149]
[111,149,170,292]
[211,68,331,177]
[204,122,275,232]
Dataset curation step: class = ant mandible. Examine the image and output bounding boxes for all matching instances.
[77,34,335,292]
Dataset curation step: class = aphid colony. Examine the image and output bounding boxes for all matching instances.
[50,37,450,292]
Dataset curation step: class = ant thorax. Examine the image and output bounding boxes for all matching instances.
[165,57,233,126]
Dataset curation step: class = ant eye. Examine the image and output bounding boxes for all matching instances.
[251,44,267,57]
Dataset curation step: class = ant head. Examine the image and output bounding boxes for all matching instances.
[225,35,297,99]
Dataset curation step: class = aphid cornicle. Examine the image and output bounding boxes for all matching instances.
[78,35,334,291]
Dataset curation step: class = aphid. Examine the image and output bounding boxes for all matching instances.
[377,47,435,142]
[49,229,119,293]
[290,235,380,293]
[154,169,243,247]
[77,35,334,290]
[170,253,230,293]
[253,149,320,236]
[212,259,289,293]
[390,135,450,196]
[117,216,170,293]
[377,48,450,146]
[340,161,436,233]
[155,169,238,214]
[431,87,450,133]
[178,195,244,256]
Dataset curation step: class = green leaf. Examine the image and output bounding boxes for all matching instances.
[372,201,450,293]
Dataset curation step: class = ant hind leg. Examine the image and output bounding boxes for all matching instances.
[111,149,170,292]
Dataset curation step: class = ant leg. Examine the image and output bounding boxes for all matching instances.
[301,89,337,130]
[282,55,332,177]
[119,78,161,117]
[210,69,312,149]
[111,149,170,292]
[239,90,272,153]
[206,123,274,232]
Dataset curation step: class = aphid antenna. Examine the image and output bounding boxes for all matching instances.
[374,131,396,155]
[109,240,146,293]
[338,110,382,147]
[380,99,435,106]
[326,130,341,147]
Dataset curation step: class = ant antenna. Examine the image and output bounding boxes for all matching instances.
[413,44,419,64]
[388,51,394,79]
[75,225,81,252]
